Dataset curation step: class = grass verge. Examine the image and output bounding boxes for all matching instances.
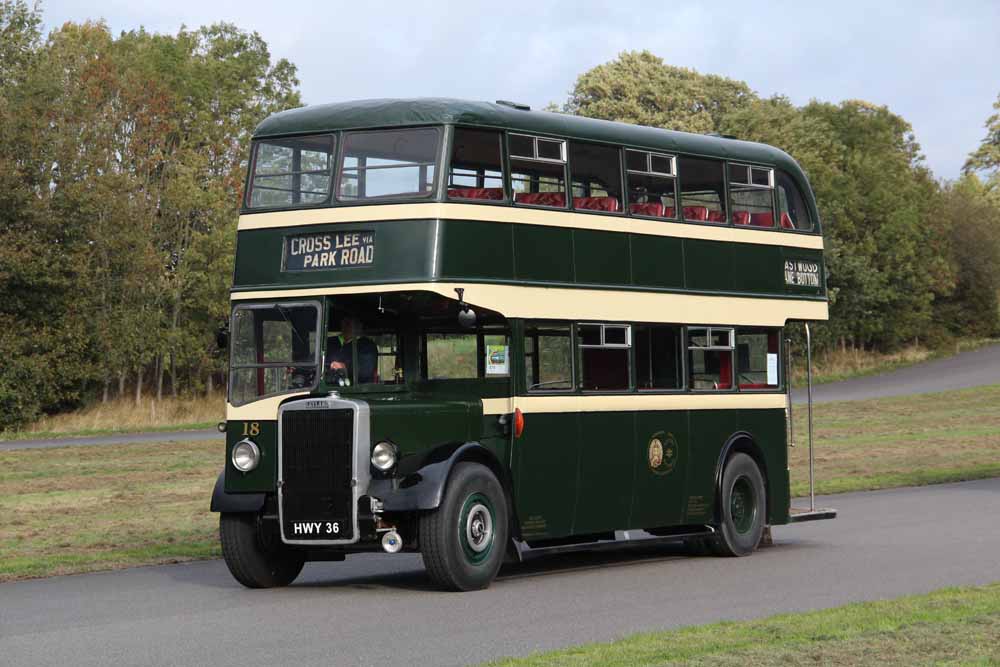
[483,582,1000,666]
[1,385,999,582]
[0,394,225,441]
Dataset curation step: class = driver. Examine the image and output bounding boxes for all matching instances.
[326,316,378,384]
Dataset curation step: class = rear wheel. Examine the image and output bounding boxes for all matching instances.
[220,512,305,588]
[712,453,766,557]
[419,463,509,591]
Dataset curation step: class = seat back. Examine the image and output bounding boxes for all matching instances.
[750,212,775,227]
[629,202,663,217]
[574,196,620,212]
[733,210,750,225]
[683,206,709,221]
[515,192,566,207]
[448,187,503,200]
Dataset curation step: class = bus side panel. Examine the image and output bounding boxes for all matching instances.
[512,411,580,540]
[684,409,739,523]
[572,411,635,535]
[738,408,791,525]
[629,409,690,530]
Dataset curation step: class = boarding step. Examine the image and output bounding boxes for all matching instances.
[788,507,837,523]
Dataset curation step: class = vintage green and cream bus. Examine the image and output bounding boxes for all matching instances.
[210,98,834,591]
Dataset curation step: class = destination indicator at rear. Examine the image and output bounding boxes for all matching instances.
[283,231,375,271]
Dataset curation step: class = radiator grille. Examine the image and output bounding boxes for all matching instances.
[280,408,355,541]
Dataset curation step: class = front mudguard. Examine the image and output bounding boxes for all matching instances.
[366,441,507,512]
[210,470,266,513]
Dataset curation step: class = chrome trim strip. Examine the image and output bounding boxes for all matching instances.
[277,396,371,546]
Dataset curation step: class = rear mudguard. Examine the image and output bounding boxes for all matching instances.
[367,441,509,512]
[209,470,266,513]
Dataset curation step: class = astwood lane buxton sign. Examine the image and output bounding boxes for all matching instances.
[284,231,375,271]
[784,259,820,288]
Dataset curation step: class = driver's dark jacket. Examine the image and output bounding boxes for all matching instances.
[326,337,378,383]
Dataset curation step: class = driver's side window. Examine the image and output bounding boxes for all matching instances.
[525,323,573,392]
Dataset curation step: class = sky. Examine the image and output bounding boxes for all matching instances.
[40,0,1000,181]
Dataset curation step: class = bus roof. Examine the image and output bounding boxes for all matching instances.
[253,98,800,173]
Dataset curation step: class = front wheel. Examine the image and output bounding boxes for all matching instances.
[419,463,509,591]
[712,452,767,556]
[220,513,305,588]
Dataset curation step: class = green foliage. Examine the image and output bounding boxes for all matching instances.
[0,2,301,429]
[965,92,1000,185]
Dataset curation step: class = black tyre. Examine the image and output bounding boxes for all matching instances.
[419,463,509,591]
[712,452,766,557]
[220,512,305,588]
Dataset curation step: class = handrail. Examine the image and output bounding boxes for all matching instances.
[805,323,815,512]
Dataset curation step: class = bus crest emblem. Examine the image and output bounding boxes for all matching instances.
[648,432,678,475]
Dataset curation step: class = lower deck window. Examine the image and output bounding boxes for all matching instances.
[525,324,573,391]
[579,324,631,391]
[423,333,478,379]
[688,327,734,390]
[636,325,682,390]
[736,330,781,389]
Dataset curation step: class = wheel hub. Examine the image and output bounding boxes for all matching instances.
[465,503,493,553]
[730,477,757,535]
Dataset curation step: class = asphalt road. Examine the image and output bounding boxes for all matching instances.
[0,428,221,452]
[791,342,1000,404]
[2,478,998,666]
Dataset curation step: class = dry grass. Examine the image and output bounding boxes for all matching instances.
[789,384,1000,496]
[789,338,998,387]
[5,394,225,440]
[0,439,222,581]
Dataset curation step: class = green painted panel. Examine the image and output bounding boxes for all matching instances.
[737,408,790,525]
[438,220,513,281]
[513,224,574,284]
[233,220,436,288]
[629,411,689,530]
[684,239,734,292]
[573,412,635,534]
[684,410,739,522]
[573,229,630,286]
[224,420,277,493]
[512,412,579,540]
[630,234,684,289]
[730,244,782,294]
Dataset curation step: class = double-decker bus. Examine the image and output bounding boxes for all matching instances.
[210,98,835,591]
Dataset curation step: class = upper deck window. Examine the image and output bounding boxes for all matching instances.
[570,142,622,213]
[447,128,505,201]
[510,134,567,209]
[337,128,440,201]
[678,156,727,223]
[776,170,814,231]
[729,164,775,227]
[626,149,677,219]
[247,135,335,209]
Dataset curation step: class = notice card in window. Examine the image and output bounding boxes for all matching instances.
[766,353,778,386]
[486,345,510,376]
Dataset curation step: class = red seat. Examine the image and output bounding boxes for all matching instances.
[515,192,566,208]
[780,212,795,229]
[733,210,750,225]
[717,352,732,390]
[707,209,726,223]
[448,187,503,200]
[750,212,775,227]
[573,196,620,212]
[738,382,770,390]
[629,202,663,217]
[683,206,709,221]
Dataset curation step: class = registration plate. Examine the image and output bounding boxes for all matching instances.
[288,520,343,537]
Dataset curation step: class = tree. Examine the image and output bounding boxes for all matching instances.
[965,92,1000,187]
[562,50,756,134]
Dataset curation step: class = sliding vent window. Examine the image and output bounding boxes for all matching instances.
[678,156,726,223]
[729,164,775,227]
[736,329,781,390]
[579,323,631,392]
[423,333,478,379]
[448,128,505,201]
[570,142,623,213]
[338,128,440,201]
[635,325,682,390]
[247,135,334,209]
[510,134,567,208]
[525,323,573,391]
[776,170,814,231]
[626,149,677,219]
[688,327,734,390]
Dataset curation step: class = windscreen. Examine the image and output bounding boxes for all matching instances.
[229,303,320,405]
[247,135,335,209]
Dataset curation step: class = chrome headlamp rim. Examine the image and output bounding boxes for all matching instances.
[231,438,260,473]
[371,440,398,472]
